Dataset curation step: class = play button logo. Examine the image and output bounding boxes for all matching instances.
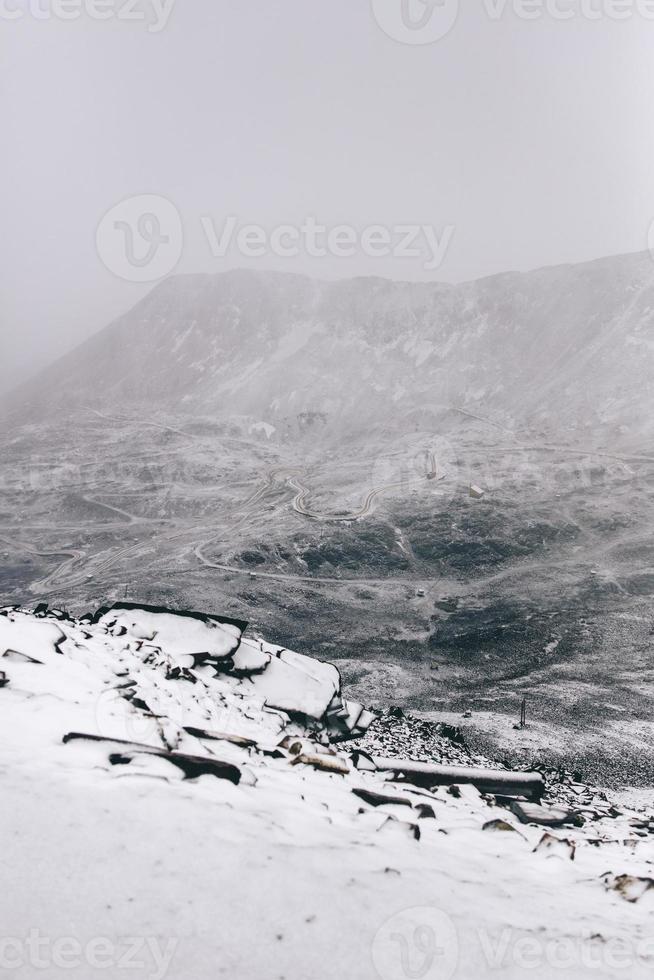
[371,0,460,44]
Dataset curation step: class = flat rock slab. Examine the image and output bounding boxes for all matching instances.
[63,732,243,784]
[511,801,578,827]
[352,787,414,809]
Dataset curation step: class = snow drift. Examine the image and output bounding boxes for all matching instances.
[2,602,654,980]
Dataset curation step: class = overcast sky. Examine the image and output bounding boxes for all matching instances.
[2,0,653,390]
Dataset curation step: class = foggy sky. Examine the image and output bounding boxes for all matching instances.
[2,1,653,391]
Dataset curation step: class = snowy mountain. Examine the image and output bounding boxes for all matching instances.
[3,601,654,980]
[9,251,654,447]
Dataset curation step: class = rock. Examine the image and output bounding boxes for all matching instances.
[352,787,413,808]
[350,749,377,771]
[510,801,578,827]
[483,819,523,835]
[457,784,482,803]
[278,735,305,756]
[63,732,243,784]
[292,753,350,775]
[437,723,466,745]
[533,833,576,861]
[629,817,652,830]
[601,874,654,903]
[97,604,244,665]
[376,816,421,841]
[184,727,258,750]
[435,597,459,612]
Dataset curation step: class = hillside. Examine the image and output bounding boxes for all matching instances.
[7,252,654,448]
[3,602,654,980]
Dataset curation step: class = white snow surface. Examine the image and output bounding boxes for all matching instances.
[97,606,242,665]
[1,604,654,980]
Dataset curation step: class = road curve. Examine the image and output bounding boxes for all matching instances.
[289,455,442,522]
[0,535,87,594]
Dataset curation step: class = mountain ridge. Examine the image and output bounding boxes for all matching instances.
[7,250,654,447]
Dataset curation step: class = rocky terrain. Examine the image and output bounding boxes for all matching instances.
[2,602,654,979]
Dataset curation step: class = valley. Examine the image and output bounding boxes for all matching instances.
[2,391,654,786]
[3,257,654,785]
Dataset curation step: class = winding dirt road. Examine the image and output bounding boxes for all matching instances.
[1,536,86,593]
[17,407,654,596]
[289,453,441,522]
[194,456,443,583]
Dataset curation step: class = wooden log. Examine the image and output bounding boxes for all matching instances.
[291,753,350,775]
[372,757,544,801]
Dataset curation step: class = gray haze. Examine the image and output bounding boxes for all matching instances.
[2,0,653,390]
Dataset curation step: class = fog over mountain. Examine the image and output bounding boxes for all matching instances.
[10,250,654,448]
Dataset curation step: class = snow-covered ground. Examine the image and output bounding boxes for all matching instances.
[1,603,653,980]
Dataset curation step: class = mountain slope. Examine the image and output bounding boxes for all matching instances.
[7,251,654,446]
[3,602,654,980]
